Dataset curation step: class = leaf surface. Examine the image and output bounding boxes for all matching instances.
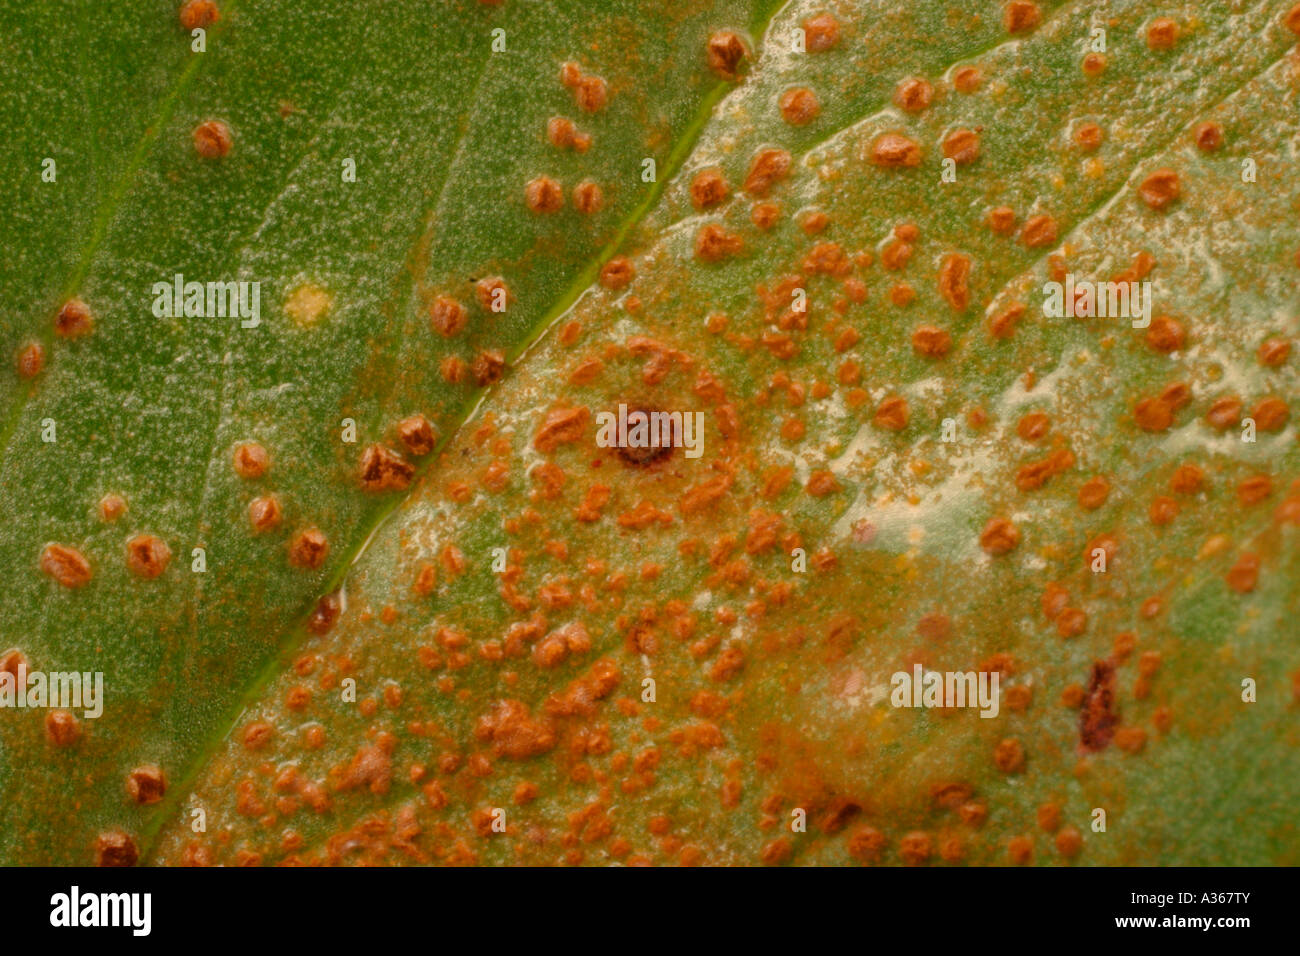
[4,0,1298,867]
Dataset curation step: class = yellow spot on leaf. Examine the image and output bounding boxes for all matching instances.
[285,284,334,327]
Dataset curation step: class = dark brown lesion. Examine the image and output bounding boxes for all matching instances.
[308,591,342,635]
[614,406,676,468]
[358,443,414,491]
[1079,660,1119,751]
[817,796,863,834]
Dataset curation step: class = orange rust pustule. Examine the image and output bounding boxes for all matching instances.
[126,766,166,805]
[193,120,232,158]
[358,443,414,492]
[16,342,44,378]
[617,442,674,467]
[96,831,138,867]
[397,414,436,456]
[289,527,329,569]
[56,298,93,339]
[1079,660,1119,751]
[180,0,219,30]
[707,31,748,79]
[308,592,343,635]
[40,544,93,588]
[125,535,171,579]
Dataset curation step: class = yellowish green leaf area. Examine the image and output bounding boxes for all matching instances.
[2,0,1298,866]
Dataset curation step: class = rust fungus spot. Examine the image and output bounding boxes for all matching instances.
[1226,552,1260,593]
[1145,315,1185,353]
[873,395,909,430]
[476,699,557,759]
[125,535,171,579]
[525,175,564,213]
[870,132,922,168]
[911,325,951,357]
[398,414,436,456]
[16,341,44,378]
[308,591,342,635]
[55,298,93,339]
[751,202,780,229]
[1205,395,1242,429]
[899,831,932,865]
[289,527,329,569]
[614,408,676,467]
[599,256,635,290]
[707,31,748,80]
[1078,475,1110,509]
[988,302,1024,337]
[988,206,1016,235]
[574,75,607,113]
[953,66,982,92]
[1082,52,1106,76]
[1056,607,1087,638]
[192,120,232,158]
[779,86,820,125]
[243,721,274,750]
[893,77,933,112]
[180,0,218,30]
[1170,463,1204,495]
[1251,397,1289,431]
[695,224,743,262]
[1074,122,1103,150]
[802,13,841,51]
[534,406,590,453]
[45,709,81,747]
[1194,121,1223,151]
[1055,827,1083,858]
[472,349,506,387]
[1020,214,1058,248]
[40,544,93,588]
[806,470,840,496]
[359,443,414,492]
[572,179,604,214]
[546,116,578,149]
[1146,17,1179,50]
[847,826,888,862]
[126,766,166,805]
[979,517,1019,556]
[743,148,791,196]
[942,128,980,165]
[930,781,973,808]
[1003,1,1041,34]
[429,295,468,338]
[1258,337,1290,367]
[96,831,138,868]
[1016,411,1050,441]
[938,253,971,311]
[690,168,729,209]
[232,441,269,478]
[98,493,127,522]
[1007,836,1034,865]
[475,276,511,315]
[994,737,1025,773]
[1079,660,1118,751]
[1287,3,1300,34]
[1139,169,1180,210]
[1149,495,1179,525]
[248,495,281,533]
[818,797,862,834]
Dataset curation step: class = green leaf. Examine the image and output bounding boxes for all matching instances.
[5,0,1298,867]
